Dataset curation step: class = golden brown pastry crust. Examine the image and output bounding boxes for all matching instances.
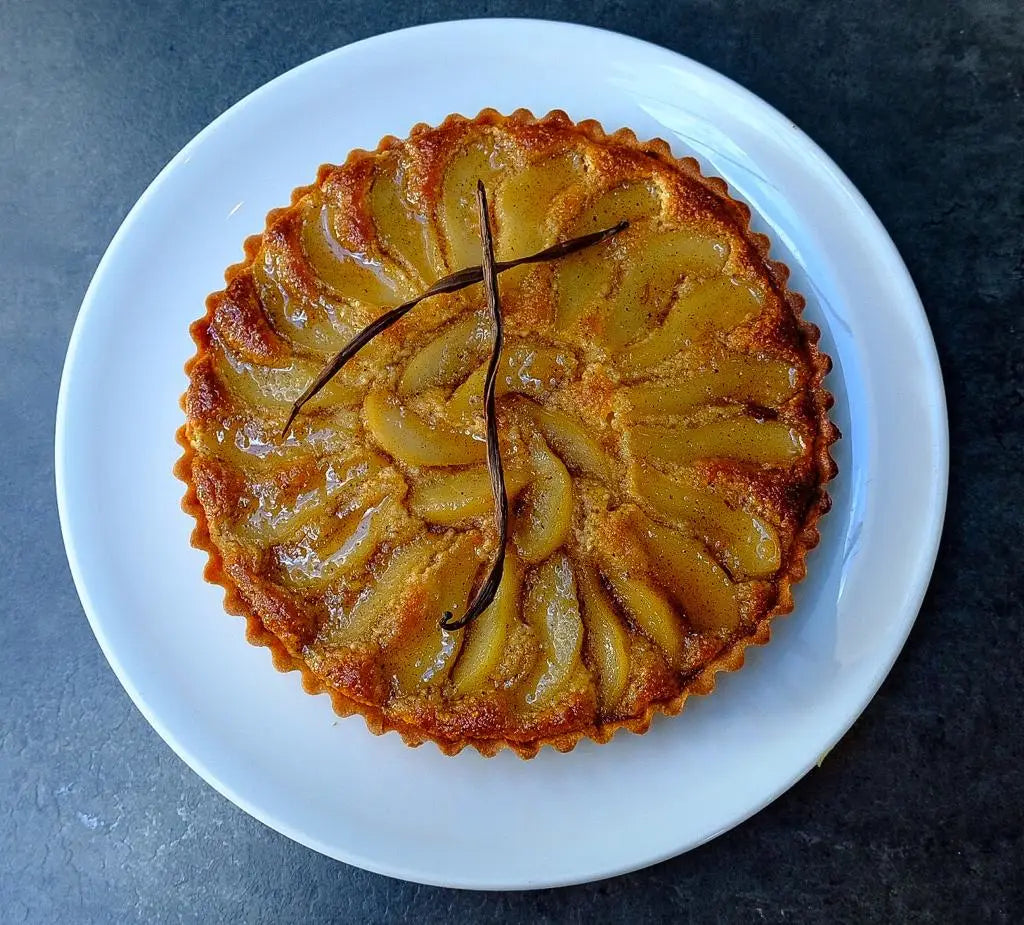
[176,108,838,758]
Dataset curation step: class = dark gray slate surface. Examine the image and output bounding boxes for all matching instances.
[2,0,1021,921]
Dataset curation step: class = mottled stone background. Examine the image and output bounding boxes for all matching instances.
[2,1,1021,921]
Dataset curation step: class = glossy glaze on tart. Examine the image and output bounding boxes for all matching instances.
[177,109,838,757]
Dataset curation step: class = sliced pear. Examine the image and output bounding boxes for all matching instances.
[518,399,611,481]
[278,497,398,589]
[638,520,741,633]
[552,248,616,332]
[363,390,485,467]
[214,342,361,412]
[570,182,661,234]
[244,452,385,543]
[513,441,574,563]
[316,533,440,646]
[494,154,584,258]
[603,232,729,350]
[447,346,576,423]
[553,183,661,331]
[251,240,360,354]
[577,565,630,712]
[605,569,685,667]
[521,554,586,707]
[399,314,490,396]
[452,549,523,694]
[368,157,445,284]
[631,464,780,578]
[391,536,482,691]
[439,137,510,269]
[619,276,764,375]
[194,409,359,469]
[621,356,797,417]
[299,199,411,305]
[408,457,532,525]
[629,418,805,466]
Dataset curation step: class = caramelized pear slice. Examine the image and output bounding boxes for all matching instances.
[494,154,583,258]
[299,200,411,305]
[518,399,611,480]
[251,241,360,354]
[364,390,485,467]
[243,452,385,543]
[553,248,615,332]
[392,535,481,691]
[632,464,780,578]
[622,355,798,417]
[521,554,585,707]
[194,411,360,469]
[447,346,576,423]
[399,313,490,396]
[638,520,741,633]
[603,232,729,350]
[576,565,630,712]
[629,418,805,466]
[368,158,445,284]
[279,497,398,589]
[440,137,510,269]
[317,533,440,646]
[551,179,662,330]
[620,276,764,375]
[570,182,661,234]
[408,457,531,525]
[513,441,574,563]
[605,569,685,667]
[452,549,523,694]
[214,343,361,412]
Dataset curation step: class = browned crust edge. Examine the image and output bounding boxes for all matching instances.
[173,108,840,760]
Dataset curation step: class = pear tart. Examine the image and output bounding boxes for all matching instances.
[177,109,838,757]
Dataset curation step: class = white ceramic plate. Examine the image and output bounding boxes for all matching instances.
[56,19,947,889]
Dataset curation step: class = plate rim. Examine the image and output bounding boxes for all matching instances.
[55,17,948,889]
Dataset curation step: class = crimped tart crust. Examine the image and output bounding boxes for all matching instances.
[176,109,838,758]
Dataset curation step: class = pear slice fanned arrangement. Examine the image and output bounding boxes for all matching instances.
[182,110,835,756]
